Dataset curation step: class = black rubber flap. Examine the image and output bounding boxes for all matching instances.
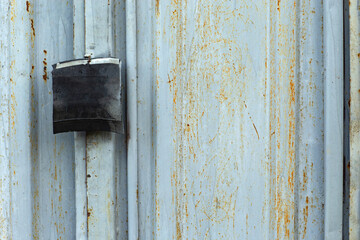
[52,58,122,134]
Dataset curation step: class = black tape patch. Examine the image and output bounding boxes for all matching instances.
[52,58,122,134]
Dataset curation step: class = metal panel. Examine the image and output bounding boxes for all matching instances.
[82,0,127,239]
[324,1,344,239]
[84,0,118,233]
[349,0,360,240]
[126,0,139,239]
[0,0,76,239]
[0,0,356,239]
[298,1,325,239]
[0,0,11,238]
[136,0,340,239]
[1,0,128,239]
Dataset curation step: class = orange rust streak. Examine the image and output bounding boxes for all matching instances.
[26,1,30,12]
[30,19,35,37]
[252,123,260,140]
[155,0,160,17]
[277,0,281,11]
[302,197,309,239]
[43,50,47,82]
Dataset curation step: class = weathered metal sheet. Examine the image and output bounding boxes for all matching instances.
[0,0,76,239]
[81,0,127,239]
[1,0,128,239]
[324,0,344,239]
[0,0,11,238]
[349,0,360,240]
[137,0,338,239]
[126,0,139,239]
[298,1,325,239]
[0,0,356,239]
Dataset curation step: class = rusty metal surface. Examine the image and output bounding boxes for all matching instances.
[0,0,128,239]
[0,0,356,239]
[0,0,76,239]
[81,0,127,239]
[138,0,335,239]
[0,0,11,238]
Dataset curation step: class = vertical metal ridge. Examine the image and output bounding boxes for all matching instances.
[296,0,325,239]
[113,0,128,237]
[324,0,344,239]
[137,0,156,238]
[75,131,87,240]
[9,0,35,238]
[267,0,298,238]
[36,1,76,239]
[29,0,39,239]
[264,1,271,239]
[0,0,11,238]
[73,0,87,239]
[343,1,351,239]
[73,0,85,59]
[294,0,301,238]
[84,1,117,239]
[126,0,139,239]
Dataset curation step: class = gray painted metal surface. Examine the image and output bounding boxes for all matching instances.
[0,0,356,239]
[324,1,344,239]
[144,0,328,239]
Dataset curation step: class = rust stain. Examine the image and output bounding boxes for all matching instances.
[268,0,297,238]
[169,0,248,238]
[289,80,295,103]
[348,96,351,107]
[30,12,36,49]
[54,164,57,180]
[246,214,249,236]
[106,190,111,228]
[169,0,188,239]
[302,196,309,239]
[277,0,281,12]
[43,50,47,82]
[10,78,17,133]
[30,19,35,37]
[252,123,260,140]
[156,0,160,17]
[26,1,30,12]
[32,188,40,240]
[10,0,16,22]
[87,208,92,218]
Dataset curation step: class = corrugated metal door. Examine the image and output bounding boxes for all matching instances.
[0,0,358,239]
